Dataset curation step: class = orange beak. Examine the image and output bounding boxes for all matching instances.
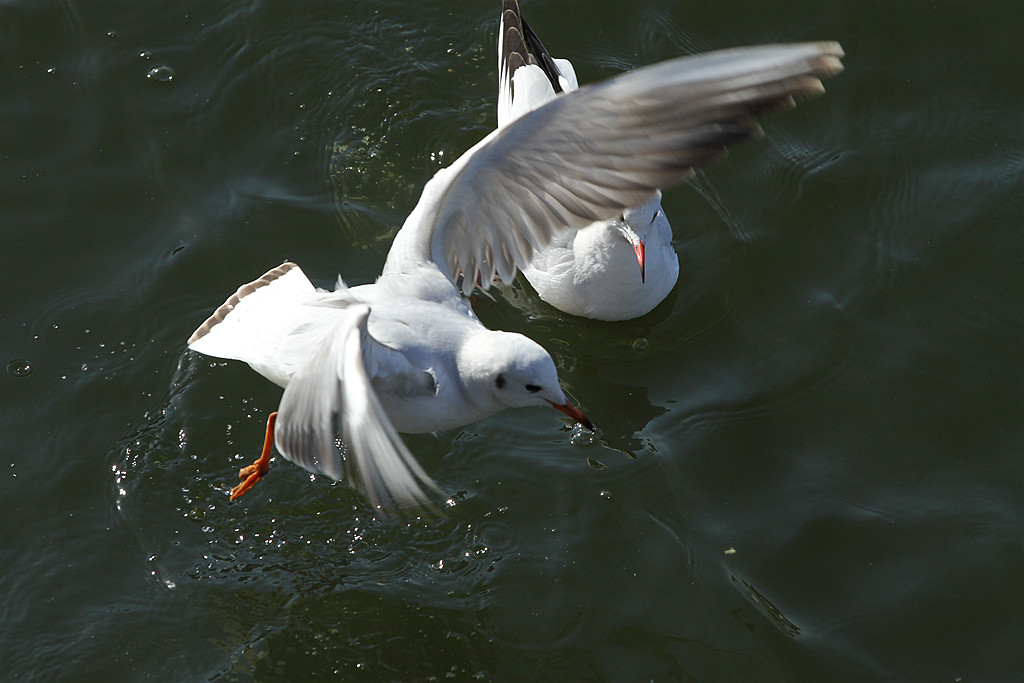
[632,239,646,283]
[547,399,595,431]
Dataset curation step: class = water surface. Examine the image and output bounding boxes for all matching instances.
[1,0,1021,680]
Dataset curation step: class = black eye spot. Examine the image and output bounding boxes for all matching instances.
[525,384,541,393]
[495,374,506,389]
[651,211,661,223]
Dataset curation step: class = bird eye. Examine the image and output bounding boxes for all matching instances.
[525,384,541,393]
[651,211,661,223]
[495,374,506,389]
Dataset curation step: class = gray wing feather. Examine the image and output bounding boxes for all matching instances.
[434,42,844,294]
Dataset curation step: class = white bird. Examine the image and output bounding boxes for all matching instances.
[188,33,844,510]
[188,261,590,510]
[497,0,679,320]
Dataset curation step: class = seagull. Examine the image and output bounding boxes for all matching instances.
[497,0,679,320]
[188,261,591,511]
[187,33,844,511]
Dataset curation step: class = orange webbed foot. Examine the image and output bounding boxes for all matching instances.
[228,411,277,501]
[229,460,269,500]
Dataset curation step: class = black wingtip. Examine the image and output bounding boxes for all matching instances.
[500,0,564,94]
[520,17,564,94]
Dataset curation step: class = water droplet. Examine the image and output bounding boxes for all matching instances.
[147,65,175,83]
[46,67,56,75]
[631,337,649,352]
[570,423,597,446]
[5,359,33,378]
[139,50,152,60]
[586,457,605,471]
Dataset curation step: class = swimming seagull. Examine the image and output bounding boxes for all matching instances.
[497,0,679,320]
[187,34,844,511]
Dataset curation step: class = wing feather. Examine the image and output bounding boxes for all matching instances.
[433,42,844,293]
[274,304,442,512]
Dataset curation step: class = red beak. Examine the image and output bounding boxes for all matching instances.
[632,239,646,283]
[547,399,595,432]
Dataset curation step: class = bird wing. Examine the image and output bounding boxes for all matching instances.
[498,0,575,127]
[187,262,317,370]
[274,298,442,512]
[429,41,843,295]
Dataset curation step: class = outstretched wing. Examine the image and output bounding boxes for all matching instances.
[432,41,844,295]
[274,302,442,512]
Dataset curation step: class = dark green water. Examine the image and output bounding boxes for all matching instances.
[2,0,1021,680]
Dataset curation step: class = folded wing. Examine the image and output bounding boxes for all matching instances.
[497,0,578,127]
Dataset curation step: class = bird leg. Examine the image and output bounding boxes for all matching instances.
[229,411,277,500]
